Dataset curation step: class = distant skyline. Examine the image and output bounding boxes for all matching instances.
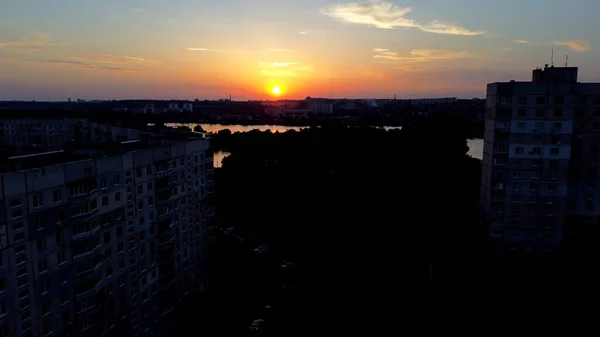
[1,0,599,101]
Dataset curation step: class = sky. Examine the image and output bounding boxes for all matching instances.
[1,0,599,101]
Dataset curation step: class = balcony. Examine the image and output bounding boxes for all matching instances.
[72,226,101,242]
[156,168,172,178]
[73,250,94,262]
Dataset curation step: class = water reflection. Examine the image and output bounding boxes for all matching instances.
[166,124,483,165]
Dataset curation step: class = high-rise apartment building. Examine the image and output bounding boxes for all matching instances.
[481,65,600,254]
[0,125,214,337]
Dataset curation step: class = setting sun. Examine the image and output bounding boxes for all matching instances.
[271,86,281,95]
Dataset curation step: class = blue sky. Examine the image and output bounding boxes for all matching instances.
[0,0,598,100]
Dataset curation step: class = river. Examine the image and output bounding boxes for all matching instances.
[166,123,484,167]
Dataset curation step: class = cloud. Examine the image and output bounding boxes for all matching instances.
[552,39,590,52]
[24,59,137,72]
[132,8,145,13]
[69,54,145,64]
[188,47,294,53]
[124,56,145,61]
[502,48,512,53]
[321,1,484,36]
[373,48,473,62]
[299,31,308,35]
[257,62,313,77]
[258,62,298,68]
[514,39,530,44]
[0,34,62,50]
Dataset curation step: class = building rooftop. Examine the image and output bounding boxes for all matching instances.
[1,131,209,173]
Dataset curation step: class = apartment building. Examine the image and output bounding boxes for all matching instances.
[0,132,214,337]
[481,65,600,254]
[0,118,141,157]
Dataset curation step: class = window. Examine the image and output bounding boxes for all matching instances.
[517,122,526,130]
[534,135,543,142]
[550,148,559,155]
[534,122,544,129]
[512,195,520,203]
[61,292,69,304]
[37,238,46,251]
[53,233,66,250]
[38,260,48,274]
[517,109,526,117]
[516,147,524,154]
[514,171,522,179]
[53,189,62,202]
[102,196,108,207]
[146,166,152,175]
[114,174,121,185]
[531,172,539,180]
[42,302,51,316]
[547,185,556,193]
[57,251,66,264]
[554,109,563,117]
[36,217,44,230]
[554,96,564,104]
[11,210,23,219]
[42,280,50,293]
[546,197,555,204]
[529,196,537,204]
[536,96,546,104]
[137,185,143,195]
[32,194,42,208]
[532,147,542,154]
[101,178,107,188]
[518,96,527,104]
[552,122,562,130]
[0,302,6,316]
[115,192,121,202]
[56,211,64,223]
[147,182,153,191]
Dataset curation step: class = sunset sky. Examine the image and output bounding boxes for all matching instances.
[1,0,599,101]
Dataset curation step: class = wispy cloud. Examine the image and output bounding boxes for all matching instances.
[299,31,308,35]
[321,1,484,36]
[258,62,298,68]
[23,59,137,72]
[69,54,145,64]
[188,48,293,53]
[0,34,62,50]
[552,39,590,52]
[514,39,530,44]
[132,8,145,13]
[501,48,512,53]
[257,62,313,77]
[373,48,473,62]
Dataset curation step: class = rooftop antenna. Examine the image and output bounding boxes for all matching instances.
[551,46,554,66]
[565,55,569,67]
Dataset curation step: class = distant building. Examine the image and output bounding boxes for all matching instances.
[410,97,457,105]
[481,65,600,254]
[167,102,193,113]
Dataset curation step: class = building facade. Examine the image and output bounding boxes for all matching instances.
[0,134,214,337]
[481,65,600,254]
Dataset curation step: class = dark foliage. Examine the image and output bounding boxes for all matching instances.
[212,123,487,327]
